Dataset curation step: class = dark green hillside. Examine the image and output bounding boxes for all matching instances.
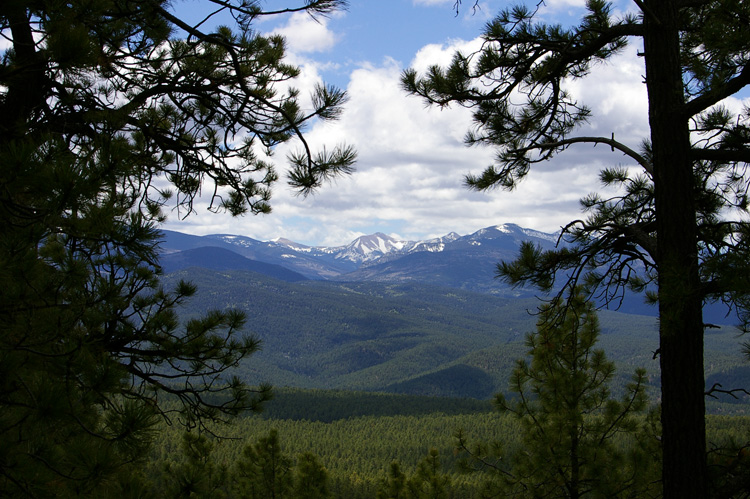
[163,268,539,392]
[160,247,309,281]
[163,268,750,406]
[386,364,498,398]
[257,387,492,422]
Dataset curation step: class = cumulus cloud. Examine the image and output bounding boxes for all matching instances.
[164,11,655,247]
[271,12,339,54]
[286,39,648,243]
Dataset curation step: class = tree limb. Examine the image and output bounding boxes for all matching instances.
[512,135,653,176]
[684,63,750,118]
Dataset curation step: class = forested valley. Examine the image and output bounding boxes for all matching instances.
[136,388,750,498]
[4,0,750,497]
[124,270,750,498]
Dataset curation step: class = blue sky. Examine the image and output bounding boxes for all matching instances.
[295,1,493,87]
[164,0,748,247]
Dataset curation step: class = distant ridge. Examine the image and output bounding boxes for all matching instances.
[159,223,560,284]
[157,267,746,403]
[159,246,308,282]
[157,224,750,321]
[152,226,745,400]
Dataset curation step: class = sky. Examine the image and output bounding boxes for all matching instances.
[163,0,746,247]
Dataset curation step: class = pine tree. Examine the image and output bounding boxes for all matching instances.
[403,2,750,496]
[0,0,353,495]
[294,452,331,499]
[378,450,452,499]
[406,448,452,499]
[457,288,659,498]
[378,462,409,499]
[235,429,294,499]
[164,432,231,499]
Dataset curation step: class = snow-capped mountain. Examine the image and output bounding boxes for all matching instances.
[161,223,696,315]
[328,231,466,264]
[331,224,562,293]
[331,232,408,263]
[158,223,561,291]
[465,223,559,245]
[265,231,465,265]
[406,232,462,253]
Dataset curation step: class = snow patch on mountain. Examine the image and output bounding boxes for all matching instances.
[209,234,260,248]
[472,223,559,243]
[274,238,313,253]
[333,233,407,263]
[520,227,560,243]
[196,224,559,268]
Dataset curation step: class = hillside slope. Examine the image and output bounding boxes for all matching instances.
[163,268,748,403]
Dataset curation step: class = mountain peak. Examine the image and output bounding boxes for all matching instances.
[342,232,408,262]
[160,223,561,279]
[494,223,519,233]
[274,237,311,249]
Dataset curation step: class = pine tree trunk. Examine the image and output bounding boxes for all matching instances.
[643,1,708,497]
[570,428,580,499]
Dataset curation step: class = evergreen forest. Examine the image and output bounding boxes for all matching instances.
[139,388,750,498]
[3,0,750,497]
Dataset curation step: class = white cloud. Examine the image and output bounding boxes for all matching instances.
[567,48,648,125]
[271,12,339,54]
[270,37,613,239]
[410,37,484,73]
[164,22,654,247]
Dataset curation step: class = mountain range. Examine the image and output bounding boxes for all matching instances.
[159,223,675,318]
[159,223,740,322]
[160,223,561,295]
[155,223,747,404]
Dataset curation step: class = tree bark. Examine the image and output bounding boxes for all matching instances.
[2,1,46,137]
[643,1,708,497]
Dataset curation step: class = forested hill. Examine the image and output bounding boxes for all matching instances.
[163,267,749,406]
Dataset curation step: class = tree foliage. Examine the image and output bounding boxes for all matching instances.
[163,432,232,498]
[456,289,659,498]
[403,0,750,320]
[377,449,452,499]
[402,1,750,496]
[0,0,353,494]
[235,428,294,498]
[140,392,750,498]
[155,429,331,498]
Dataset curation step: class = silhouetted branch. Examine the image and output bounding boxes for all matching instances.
[705,383,750,400]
